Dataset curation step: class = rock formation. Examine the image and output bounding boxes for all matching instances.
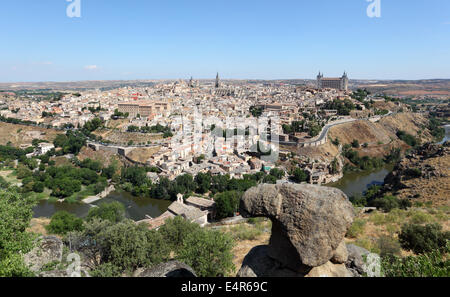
[345,244,371,277]
[134,261,197,277]
[238,183,356,277]
[23,236,63,272]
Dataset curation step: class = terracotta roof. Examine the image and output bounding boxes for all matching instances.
[186,196,216,208]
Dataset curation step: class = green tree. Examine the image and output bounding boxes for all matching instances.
[178,228,235,277]
[291,168,309,183]
[0,188,36,276]
[87,202,126,223]
[214,191,241,219]
[269,168,285,179]
[263,174,277,184]
[399,223,450,254]
[351,139,360,148]
[371,196,400,212]
[195,172,211,194]
[46,211,84,235]
[98,220,170,272]
[382,245,449,277]
[159,217,201,254]
[89,263,122,277]
[32,181,45,193]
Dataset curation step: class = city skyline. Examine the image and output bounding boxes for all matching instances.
[1,0,449,82]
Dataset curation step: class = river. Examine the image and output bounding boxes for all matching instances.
[328,125,449,197]
[438,124,450,144]
[33,191,171,221]
[327,164,394,198]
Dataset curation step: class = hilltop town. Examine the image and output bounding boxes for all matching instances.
[0,74,448,278]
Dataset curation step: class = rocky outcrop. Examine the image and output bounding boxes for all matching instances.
[238,183,355,277]
[305,261,353,277]
[331,241,348,264]
[384,143,449,191]
[345,244,373,277]
[237,246,305,277]
[23,236,63,272]
[134,261,197,277]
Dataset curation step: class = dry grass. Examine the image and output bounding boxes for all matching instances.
[389,153,450,206]
[92,129,163,145]
[214,219,272,276]
[27,218,51,236]
[126,147,161,163]
[0,122,62,147]
[346,207,450,255]
[77,146,124,168]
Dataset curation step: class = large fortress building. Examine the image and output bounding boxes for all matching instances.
[316,72,349,91]
[118,100,171,119]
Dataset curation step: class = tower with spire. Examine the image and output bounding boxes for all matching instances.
[215,72,220,88]
[316,71,323,88]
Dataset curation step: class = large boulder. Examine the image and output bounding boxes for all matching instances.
[23,236,63,272]
[237,246,306,277]
[331,241,349,264]
[305,261,353,277]
[345,244,377,277]
[134,261,197,277]
[240,184,355,269]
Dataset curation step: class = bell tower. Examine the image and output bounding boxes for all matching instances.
[215,72,220,88]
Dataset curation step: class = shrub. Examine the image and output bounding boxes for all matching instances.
[178,228,235,277]
[377,235,401,257]
[87,202,125,223]
[228,224,263,241]
[291,168,309,183]
[399,223,450,254]
[351,139,360,148]
[214,191,241,219]
[399,199,412,210]
[158,216,201,254]
[89,263,122,277]
[247,217,265,225]
[46,211,84,235]
[98,220,170,272]
[409,211,433,224]
[396,130,418,147]
[32,181,45,193]
[382,247,450,277]
[350,195,367,207]
[370,212,388,226]
[346,219,366,238]
[370,196,402,212]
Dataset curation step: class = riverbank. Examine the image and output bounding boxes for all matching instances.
[83,185,115,204]
[327,164,394,198]
[33,190,171,221]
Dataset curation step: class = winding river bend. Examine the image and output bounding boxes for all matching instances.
[329,125,449,198]
[327,165,394,198]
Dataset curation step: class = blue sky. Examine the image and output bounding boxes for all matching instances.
[0,0,449,82]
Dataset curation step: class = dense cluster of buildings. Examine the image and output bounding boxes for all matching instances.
[1,73,360,185]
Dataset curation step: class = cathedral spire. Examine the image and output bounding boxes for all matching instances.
[215,72,220,88]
